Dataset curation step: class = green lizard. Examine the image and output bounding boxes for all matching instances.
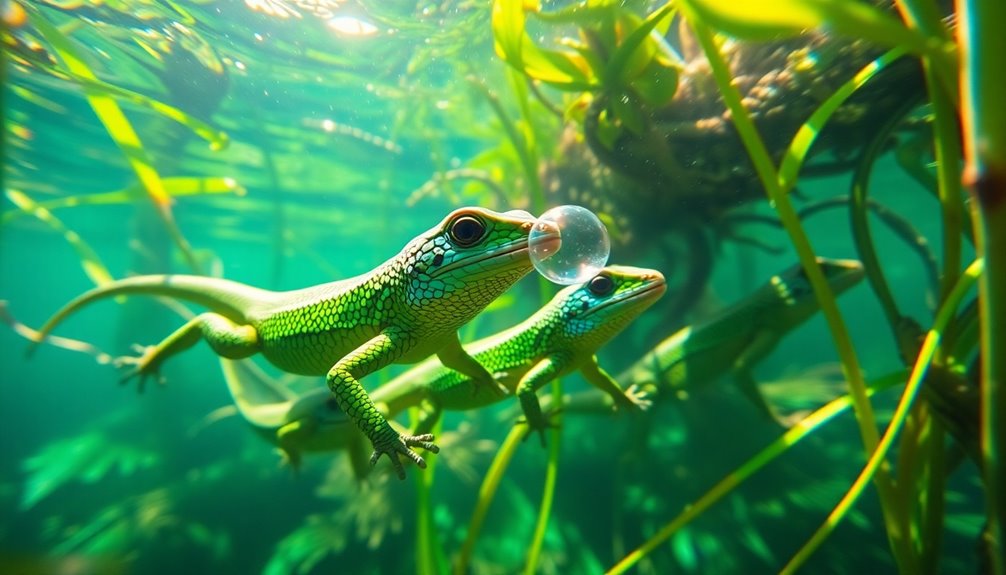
[28,207,548,477]
[614,257,866,423]
[216,264,665,467]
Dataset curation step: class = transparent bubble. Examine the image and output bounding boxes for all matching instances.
[529,205,611,285]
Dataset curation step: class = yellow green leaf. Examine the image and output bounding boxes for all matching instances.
[604,4,676,91]
[492,0,595,89]
[683,0,953,67]
[633,60,679,107]
[1,177,245,226]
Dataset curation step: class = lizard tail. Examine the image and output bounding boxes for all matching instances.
[27,275,276,357]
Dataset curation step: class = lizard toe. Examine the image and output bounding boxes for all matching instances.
[403,433,439,454]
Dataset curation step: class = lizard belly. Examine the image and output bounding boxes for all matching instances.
[258,324,381,376]
[429,359,532,411]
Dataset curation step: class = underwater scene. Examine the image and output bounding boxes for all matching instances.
[2,0,1003,573]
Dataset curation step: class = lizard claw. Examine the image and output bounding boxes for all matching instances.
[369,429,440,480]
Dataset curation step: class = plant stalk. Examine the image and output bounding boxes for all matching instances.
[957,1,1006,573]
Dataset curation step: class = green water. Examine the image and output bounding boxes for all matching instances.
[0,1,987,574]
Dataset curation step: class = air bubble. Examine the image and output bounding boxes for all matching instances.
[529,205,610,285]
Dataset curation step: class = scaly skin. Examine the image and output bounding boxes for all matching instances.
[614,257,866,423]
[219,265,666,466]
[28,207,545,478]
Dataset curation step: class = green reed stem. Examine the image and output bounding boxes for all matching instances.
[5,190,114,287]
[780,258,983,574]
[920,415,947,575]
[605,370,909,575]
[456,425,529,575]
[678,2,911,569]
[524,382,563,575]
[893,0,966,302]
[958,1,1006,571]
[778,47,907,193]
[415,412,445,575]
[850,95,923,330]
[926,63,965,302]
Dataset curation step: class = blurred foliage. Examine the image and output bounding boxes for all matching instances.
[20,415,160,510]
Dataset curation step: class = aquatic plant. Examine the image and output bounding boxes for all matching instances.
[20,417,161,510]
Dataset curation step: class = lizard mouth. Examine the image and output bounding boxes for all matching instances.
[430,238,533,279]
[585,277,667,317]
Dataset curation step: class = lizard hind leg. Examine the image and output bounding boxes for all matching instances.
[116,312,259,391]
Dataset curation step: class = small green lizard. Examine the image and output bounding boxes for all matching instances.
[217,264,665,467]
[29,207,546,477]
[616,257,865,423]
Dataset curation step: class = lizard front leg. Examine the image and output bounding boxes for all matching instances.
[580,357,652,411]
[117,312,259,391]
[328,331,439,479]
[516,354,572,446]
[436,332,507,396]
[732,330,789,425]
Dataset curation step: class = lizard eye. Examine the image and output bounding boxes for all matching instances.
[449,216,487,247]
[587,274,614,296]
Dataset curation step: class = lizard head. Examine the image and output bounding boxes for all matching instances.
[768,257,865,327]
[548,265,666,353]
[400,206,544,325]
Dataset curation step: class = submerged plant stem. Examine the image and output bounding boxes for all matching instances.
[958,1,1006,572]
[456,425,529,575]
[524,381,563,575]
[678,2,912,569]
[414,412,444,575]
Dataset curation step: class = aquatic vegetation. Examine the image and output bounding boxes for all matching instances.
[20,413,161,510]
[45,486,230,560]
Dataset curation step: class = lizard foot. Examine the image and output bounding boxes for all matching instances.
[369,430,440,480]
[516,409,561,447]
[113,344,165,393]
[622,384,654,411]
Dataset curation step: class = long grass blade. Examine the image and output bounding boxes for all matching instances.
[1,177,244,226]
[524,380,563,575]
[850,95,926,328]
[456,424,529,575]
[415,411,445,575]
[6,189,114,287]
[779,47,907,193]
